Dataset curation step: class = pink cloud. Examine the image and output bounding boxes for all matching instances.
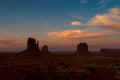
[88,8,120,29]
[47,29,114,39]
[71,21,83,26]
[0,37,23,48]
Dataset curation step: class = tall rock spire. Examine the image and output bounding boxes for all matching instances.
[17,37,40,56]
[27,38,38,49]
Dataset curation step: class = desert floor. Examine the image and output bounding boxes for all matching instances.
[0,52,120,80]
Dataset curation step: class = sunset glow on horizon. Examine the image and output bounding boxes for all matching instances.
[0,0,120,51]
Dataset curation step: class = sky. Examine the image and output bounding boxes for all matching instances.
[0,0,120,51]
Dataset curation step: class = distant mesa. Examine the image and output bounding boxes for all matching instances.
[100,49,120,53]
[41,45,51,54]
[16,37,52,56]
[17,37,41,56]
[75,43,89,54]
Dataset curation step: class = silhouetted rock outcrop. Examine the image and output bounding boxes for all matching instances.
[41,45,48,52]
[27,38,39,50]
[75,43,89,54]
[100,49,120,53]
[41,45,51,54]
[17,37,40,56]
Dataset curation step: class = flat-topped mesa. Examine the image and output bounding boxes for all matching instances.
[41,45,51,54]
[100,49,120,53]
[75,43,89,54]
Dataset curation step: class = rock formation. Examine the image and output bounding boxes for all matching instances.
[75,43,89,54]
[100,49,120,53]
[27,38,39,50]
[17,37,40,56]
[41,45,51,54]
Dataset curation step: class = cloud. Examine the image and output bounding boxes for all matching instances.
[72,16,86,20]
[87,8,120,29]
[71,21,83,26]
[47,29,114,39]
[48,8,120,40]
[0,37,23,48]
[80,0,88,3]
[98,0,111,9]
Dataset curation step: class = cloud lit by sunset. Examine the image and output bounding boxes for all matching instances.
[88,8,120,29]
[0,0,120,51]
[0,37,24,49]
[47,29,116,39]
[71,21,83,26]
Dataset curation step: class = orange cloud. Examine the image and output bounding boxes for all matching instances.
[71,21,83,26]
[88,8,120,29]
[47,29,114,39]
[0,37,23,48]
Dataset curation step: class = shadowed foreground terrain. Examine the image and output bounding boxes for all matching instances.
[0,38,120,80]
[0,52,120,80]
